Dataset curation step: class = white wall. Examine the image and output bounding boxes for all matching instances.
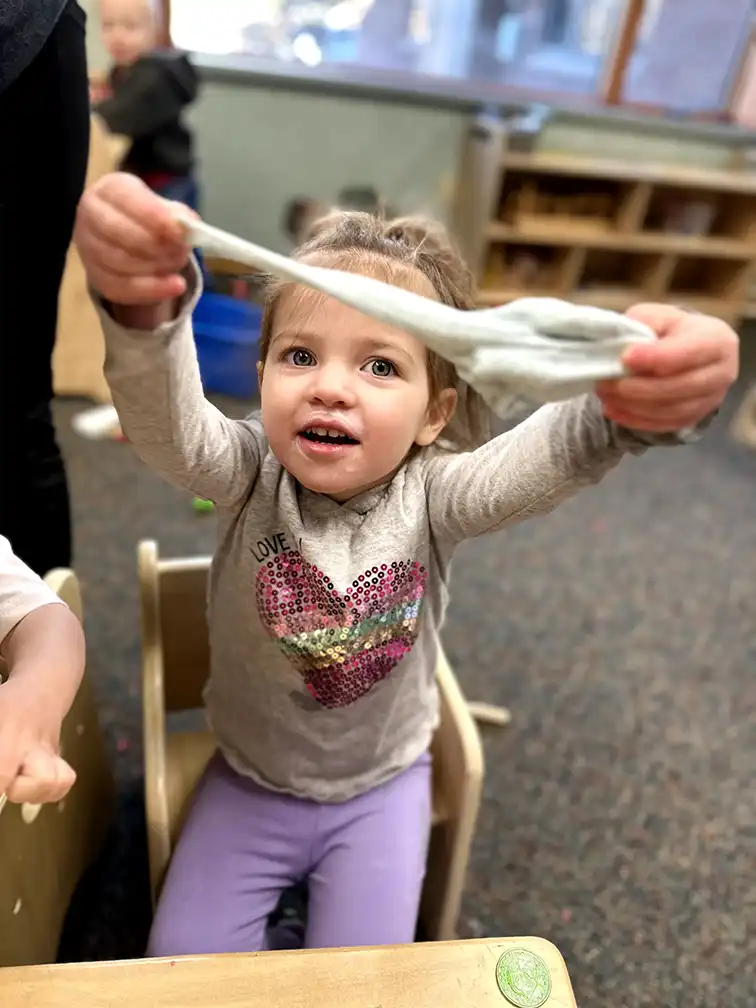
[188,82,465,251]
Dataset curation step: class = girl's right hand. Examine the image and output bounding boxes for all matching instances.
[75,172,194,306]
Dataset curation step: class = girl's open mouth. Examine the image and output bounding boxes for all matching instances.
[299,427,360,446]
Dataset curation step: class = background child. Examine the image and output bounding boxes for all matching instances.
[75,172,738,957]
[0,536,85,805]
[94,0,199,209]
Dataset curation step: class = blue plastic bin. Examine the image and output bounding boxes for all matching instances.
[193,292,262,399]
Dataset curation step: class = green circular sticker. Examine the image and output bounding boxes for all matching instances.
[495,948,552,1008]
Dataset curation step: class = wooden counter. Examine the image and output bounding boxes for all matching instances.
[0,937,577,1008]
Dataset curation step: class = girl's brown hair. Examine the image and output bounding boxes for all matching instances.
[258,210,491,451]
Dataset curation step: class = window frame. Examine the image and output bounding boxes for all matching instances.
[159,0,752,123]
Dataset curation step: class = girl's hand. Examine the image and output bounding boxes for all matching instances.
[596,304,739,432]
[75,171,194,306]
[0,677,75,805]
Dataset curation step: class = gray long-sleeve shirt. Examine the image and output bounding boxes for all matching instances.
[98,268,699,803]
[0,0,68,95]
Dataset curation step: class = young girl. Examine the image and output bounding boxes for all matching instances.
[75,172,738,957]
[0,536,84,806]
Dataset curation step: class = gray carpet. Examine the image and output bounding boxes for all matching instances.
[55,348,756,1005]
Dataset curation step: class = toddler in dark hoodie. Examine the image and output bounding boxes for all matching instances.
[95,0,199,209]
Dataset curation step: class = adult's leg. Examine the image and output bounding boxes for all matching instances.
[0,0,89,574]
[147,753,313,957]
[306,752,432,948]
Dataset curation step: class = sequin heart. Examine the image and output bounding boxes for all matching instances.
[256,552,427,708]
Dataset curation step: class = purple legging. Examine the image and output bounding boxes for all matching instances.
[147,750,432,956]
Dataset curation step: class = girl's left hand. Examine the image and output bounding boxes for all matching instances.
[595,304,739,432]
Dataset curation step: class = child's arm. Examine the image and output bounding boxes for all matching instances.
[98,265,265,505]
[425,394,641,543]
[0,538,84,804]
[426,305,738,544]
[77,172,263,506]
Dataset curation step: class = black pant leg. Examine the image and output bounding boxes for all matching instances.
[0,0,90,574]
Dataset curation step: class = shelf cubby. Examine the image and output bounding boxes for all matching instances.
[497,170,636,236]
[643,185,756,243]
[667,257,752,302]
[577,250,660,295]
[642,186,718,237]
[483,242,572,295]
[709,191,756,242]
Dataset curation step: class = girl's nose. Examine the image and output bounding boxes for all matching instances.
[307,364,357,408]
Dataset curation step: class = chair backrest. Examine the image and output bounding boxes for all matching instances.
[138,541,211,712]
[44,568,83,621]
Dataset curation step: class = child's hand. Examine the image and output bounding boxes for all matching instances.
[0,677,75,805]
[89,81,110,103]
[76,171,194,306]
[596,304,739,432]
[88,70,109,103]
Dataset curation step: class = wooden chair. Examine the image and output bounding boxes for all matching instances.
[138,539,485,941]
[730,380,756,450]
[0,569,115,967]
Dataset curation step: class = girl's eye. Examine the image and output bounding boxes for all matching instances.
[286,348,314,367]
[366,358,397,378]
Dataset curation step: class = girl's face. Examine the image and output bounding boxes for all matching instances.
[101,0,155,67]
[258,273,456,502]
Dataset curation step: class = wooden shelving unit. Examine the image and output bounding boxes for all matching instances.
[452,120,756,326]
